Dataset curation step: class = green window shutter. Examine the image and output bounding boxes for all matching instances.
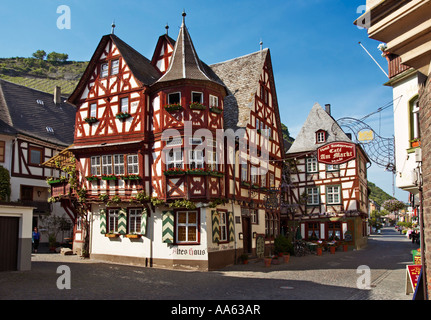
[118,208,127,235]
[162,211,174,243]
[100,209,107,234]
[228,211,235,242]
[141,208,148,236]
[212,210,220,243]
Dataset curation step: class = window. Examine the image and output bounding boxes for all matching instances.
[250,166,258,185]
[250,209,258,224]
[111,59,119,75]
[0,141,5,162]
[192,92,203,103]
[120,97,129,113]
[316,130,326,143]
[108,209,119,233]
[113,154,125,175]
[328,222,341,240]
[269,172,275,188]
[241,163,248,181]
[326,164,339,172]
[410,97,420,147]
[168,92,181,105]
[21,186,33,201]
[101,63,109,78]
[176,211,198,243]
[261,172,267,188]
[306,157,318,173]
[307,187,320,205]
[29,147,43,165]
[128,208,142,234]
[256,117,260,130]
[102,155,113,175]
[209,95,218,107]
[127,155,139,174]
[189,149,204,169]
[91,156,101,175]
[307,223,320,240]
[219,211,228,242]
[90,103,97,118]
[166,149,183,169]
[265,212,278,238]
[326,186,341,204]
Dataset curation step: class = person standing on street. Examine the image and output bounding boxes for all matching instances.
[32,227,41,253]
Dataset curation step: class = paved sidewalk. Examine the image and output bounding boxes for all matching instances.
[0,227,418,300]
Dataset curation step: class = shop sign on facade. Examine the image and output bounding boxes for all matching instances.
[318,142,356,165]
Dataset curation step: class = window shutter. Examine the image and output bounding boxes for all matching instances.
[212,210,220,243]
[141,208,148,236]
[100,209,106,234]
[162,211,174,243]
[118,208,127,235]
[228,211,235,242]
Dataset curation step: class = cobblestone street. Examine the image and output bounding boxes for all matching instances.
[0,228,418,301]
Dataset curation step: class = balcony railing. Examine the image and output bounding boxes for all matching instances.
[386,53,410,79]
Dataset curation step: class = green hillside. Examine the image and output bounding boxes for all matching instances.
[0,56,87,95]
[368,181,396,206]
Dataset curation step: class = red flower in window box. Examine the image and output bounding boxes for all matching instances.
[187,168,208,175]
[101,174,118,180]
[164,168,187,176]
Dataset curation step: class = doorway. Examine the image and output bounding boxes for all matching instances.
[242,216,252,254]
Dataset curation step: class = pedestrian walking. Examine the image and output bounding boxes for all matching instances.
[32,227,41,253]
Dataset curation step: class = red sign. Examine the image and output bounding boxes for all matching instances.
[318,142,356,165]
[407,265,422,291]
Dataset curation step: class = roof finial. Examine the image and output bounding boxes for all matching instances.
[111,20,116,34]
[260,39,263,51]
[182,10,187,24]
[165,23,169,35]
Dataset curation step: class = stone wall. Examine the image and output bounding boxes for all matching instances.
[419,71,431,296]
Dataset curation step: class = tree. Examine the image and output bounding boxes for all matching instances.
[47,51,69,63]
[382,199,406,213]
[32,50,46,60]
[0,166,11,202]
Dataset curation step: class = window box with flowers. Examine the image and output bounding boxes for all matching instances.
[84,117,98,124]
[164,103,182,113]
[164,167,187,176]
[101,174,118,180]
[121,174,141,180]
[208,171,224,178]
[410,139,421,148]
[125,234,141,239]
[115,112,131,120]
[187,168,208,175]
[189,102,206,110]
[85,175,99,181]
[105,233,120,238]
[209,106,223,114]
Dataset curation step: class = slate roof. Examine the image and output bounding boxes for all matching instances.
[0,79,76,146]
[210,49,269,130]
[156,16,222,85]
[287,103,352,154]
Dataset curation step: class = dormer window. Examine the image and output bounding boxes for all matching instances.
[316,130,327,144]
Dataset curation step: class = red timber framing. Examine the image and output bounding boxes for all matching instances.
[151,34,175,75]
[286,145,369,218]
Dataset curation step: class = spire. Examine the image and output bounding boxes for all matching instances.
[156,11,214,83]
[111,20,116,34]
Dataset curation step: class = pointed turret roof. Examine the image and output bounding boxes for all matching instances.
[287,103,352,154]
[156,12,220,84]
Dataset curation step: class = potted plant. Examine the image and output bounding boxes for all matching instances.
[115,112,131,120]
[209,106,223,114]
[316,241,323,256]
[48,233,57,252]
[84,116,98,124]
[164,103,182,113]
[189,102,206,110]
[239,253,249,265]
[264,256,272,267]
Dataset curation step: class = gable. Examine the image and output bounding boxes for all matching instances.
[151,34,175,74]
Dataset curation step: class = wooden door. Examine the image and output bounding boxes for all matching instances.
[0,217,19,272]
[242,217,252,254]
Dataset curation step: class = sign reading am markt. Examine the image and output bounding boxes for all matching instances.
[318,142,356,165]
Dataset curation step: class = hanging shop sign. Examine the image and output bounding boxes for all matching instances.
[358,129,374,143]
[318,142,356,165]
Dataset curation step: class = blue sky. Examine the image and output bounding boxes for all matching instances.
[0,0,406,201]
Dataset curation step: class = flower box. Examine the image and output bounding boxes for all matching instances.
[241,181,250,187]
[121,175,141,180]
[47,179,62,185]
[411,139,421,148]
[189,102,206,110]
[209,171,224,178]
[84,117,98,124]
[164,168,186,176]
[164,103,182,113]
[85,176,99,181]
[101,175,117,180]
[105,233,119,238]
[125,234,141,239]
[209,106,223,114]
[187,169,208,175]
[115,112,131,120]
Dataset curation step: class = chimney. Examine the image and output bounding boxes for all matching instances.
[325,104,331,115]
[54,86,61,104]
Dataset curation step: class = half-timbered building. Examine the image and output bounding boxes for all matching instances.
[285,103,369,249]
[51,13,285,270]
[0,79,76,244]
